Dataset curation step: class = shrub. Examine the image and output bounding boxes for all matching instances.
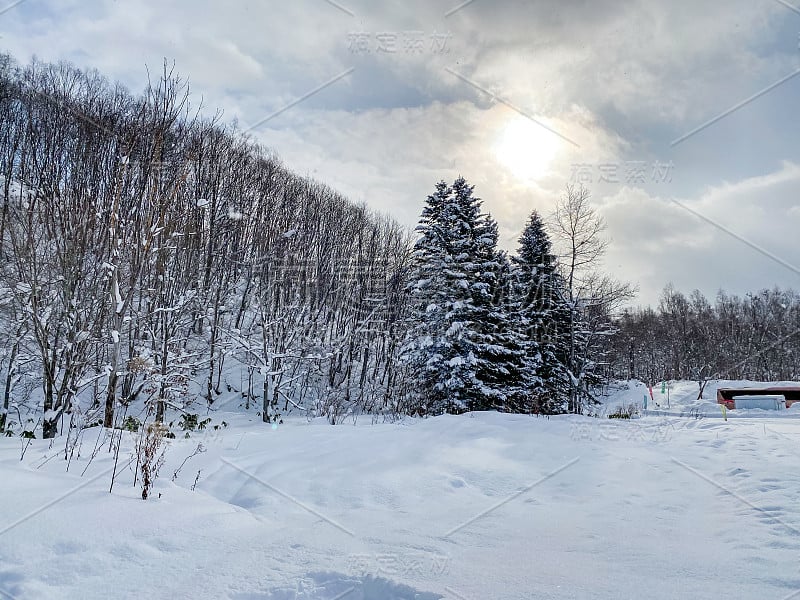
[608,403,639,419]
[178,413,211,432]
[137,422,169,500]
[122,416,141,432]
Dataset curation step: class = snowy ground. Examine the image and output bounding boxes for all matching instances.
[2,381,800,599]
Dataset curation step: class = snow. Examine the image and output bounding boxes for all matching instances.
[732,396,785,410]
[2,385,800,598]
[113,280,124,314]
[605,378,800,419]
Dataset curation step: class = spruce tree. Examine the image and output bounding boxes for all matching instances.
[402,179,479,414]
[470,212,527,411]
[404,177,532,414]
[512,211,570,413]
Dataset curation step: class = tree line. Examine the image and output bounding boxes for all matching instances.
[0,55,633,438]
[402,179,633,415]
[607,285,800,387]
[0,55,413,436]
[0,54,794,438]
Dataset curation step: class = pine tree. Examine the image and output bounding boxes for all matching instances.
[512,211,570,413]
[402,179,479,414]
[404,177,535,414]
[470,212,527,411]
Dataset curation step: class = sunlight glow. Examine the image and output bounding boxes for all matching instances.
[493,115,562,183]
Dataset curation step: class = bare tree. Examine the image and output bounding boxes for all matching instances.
[551,184,634,412]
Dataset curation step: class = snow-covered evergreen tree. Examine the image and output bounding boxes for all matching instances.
[402,179,479,414]
[403,177,529,414]
[511,210,570,413]
[470,211,527,411]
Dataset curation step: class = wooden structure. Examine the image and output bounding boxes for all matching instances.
[717,386,800,409]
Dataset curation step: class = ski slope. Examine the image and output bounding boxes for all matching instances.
[1,383,800,599]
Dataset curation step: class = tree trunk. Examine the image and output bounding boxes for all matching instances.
[1,339,19,432]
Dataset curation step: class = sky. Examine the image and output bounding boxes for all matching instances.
[2,0,799,307]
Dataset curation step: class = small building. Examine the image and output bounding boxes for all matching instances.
[717,386,800,409]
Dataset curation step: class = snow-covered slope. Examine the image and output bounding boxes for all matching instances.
[2,395,800,599]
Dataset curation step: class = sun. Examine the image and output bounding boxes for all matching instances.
[493,115,563,183]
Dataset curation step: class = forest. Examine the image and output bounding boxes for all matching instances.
[611,285,800,386]
[0,54,797,439]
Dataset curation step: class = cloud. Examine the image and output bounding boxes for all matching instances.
[598,161,800,306]
[0,0,796,307]
[249,98,628,244]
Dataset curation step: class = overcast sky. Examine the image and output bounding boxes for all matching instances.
[2,0,799,306]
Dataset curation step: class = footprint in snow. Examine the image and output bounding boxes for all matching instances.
[727,467,749,477]
[756,483,783,492]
